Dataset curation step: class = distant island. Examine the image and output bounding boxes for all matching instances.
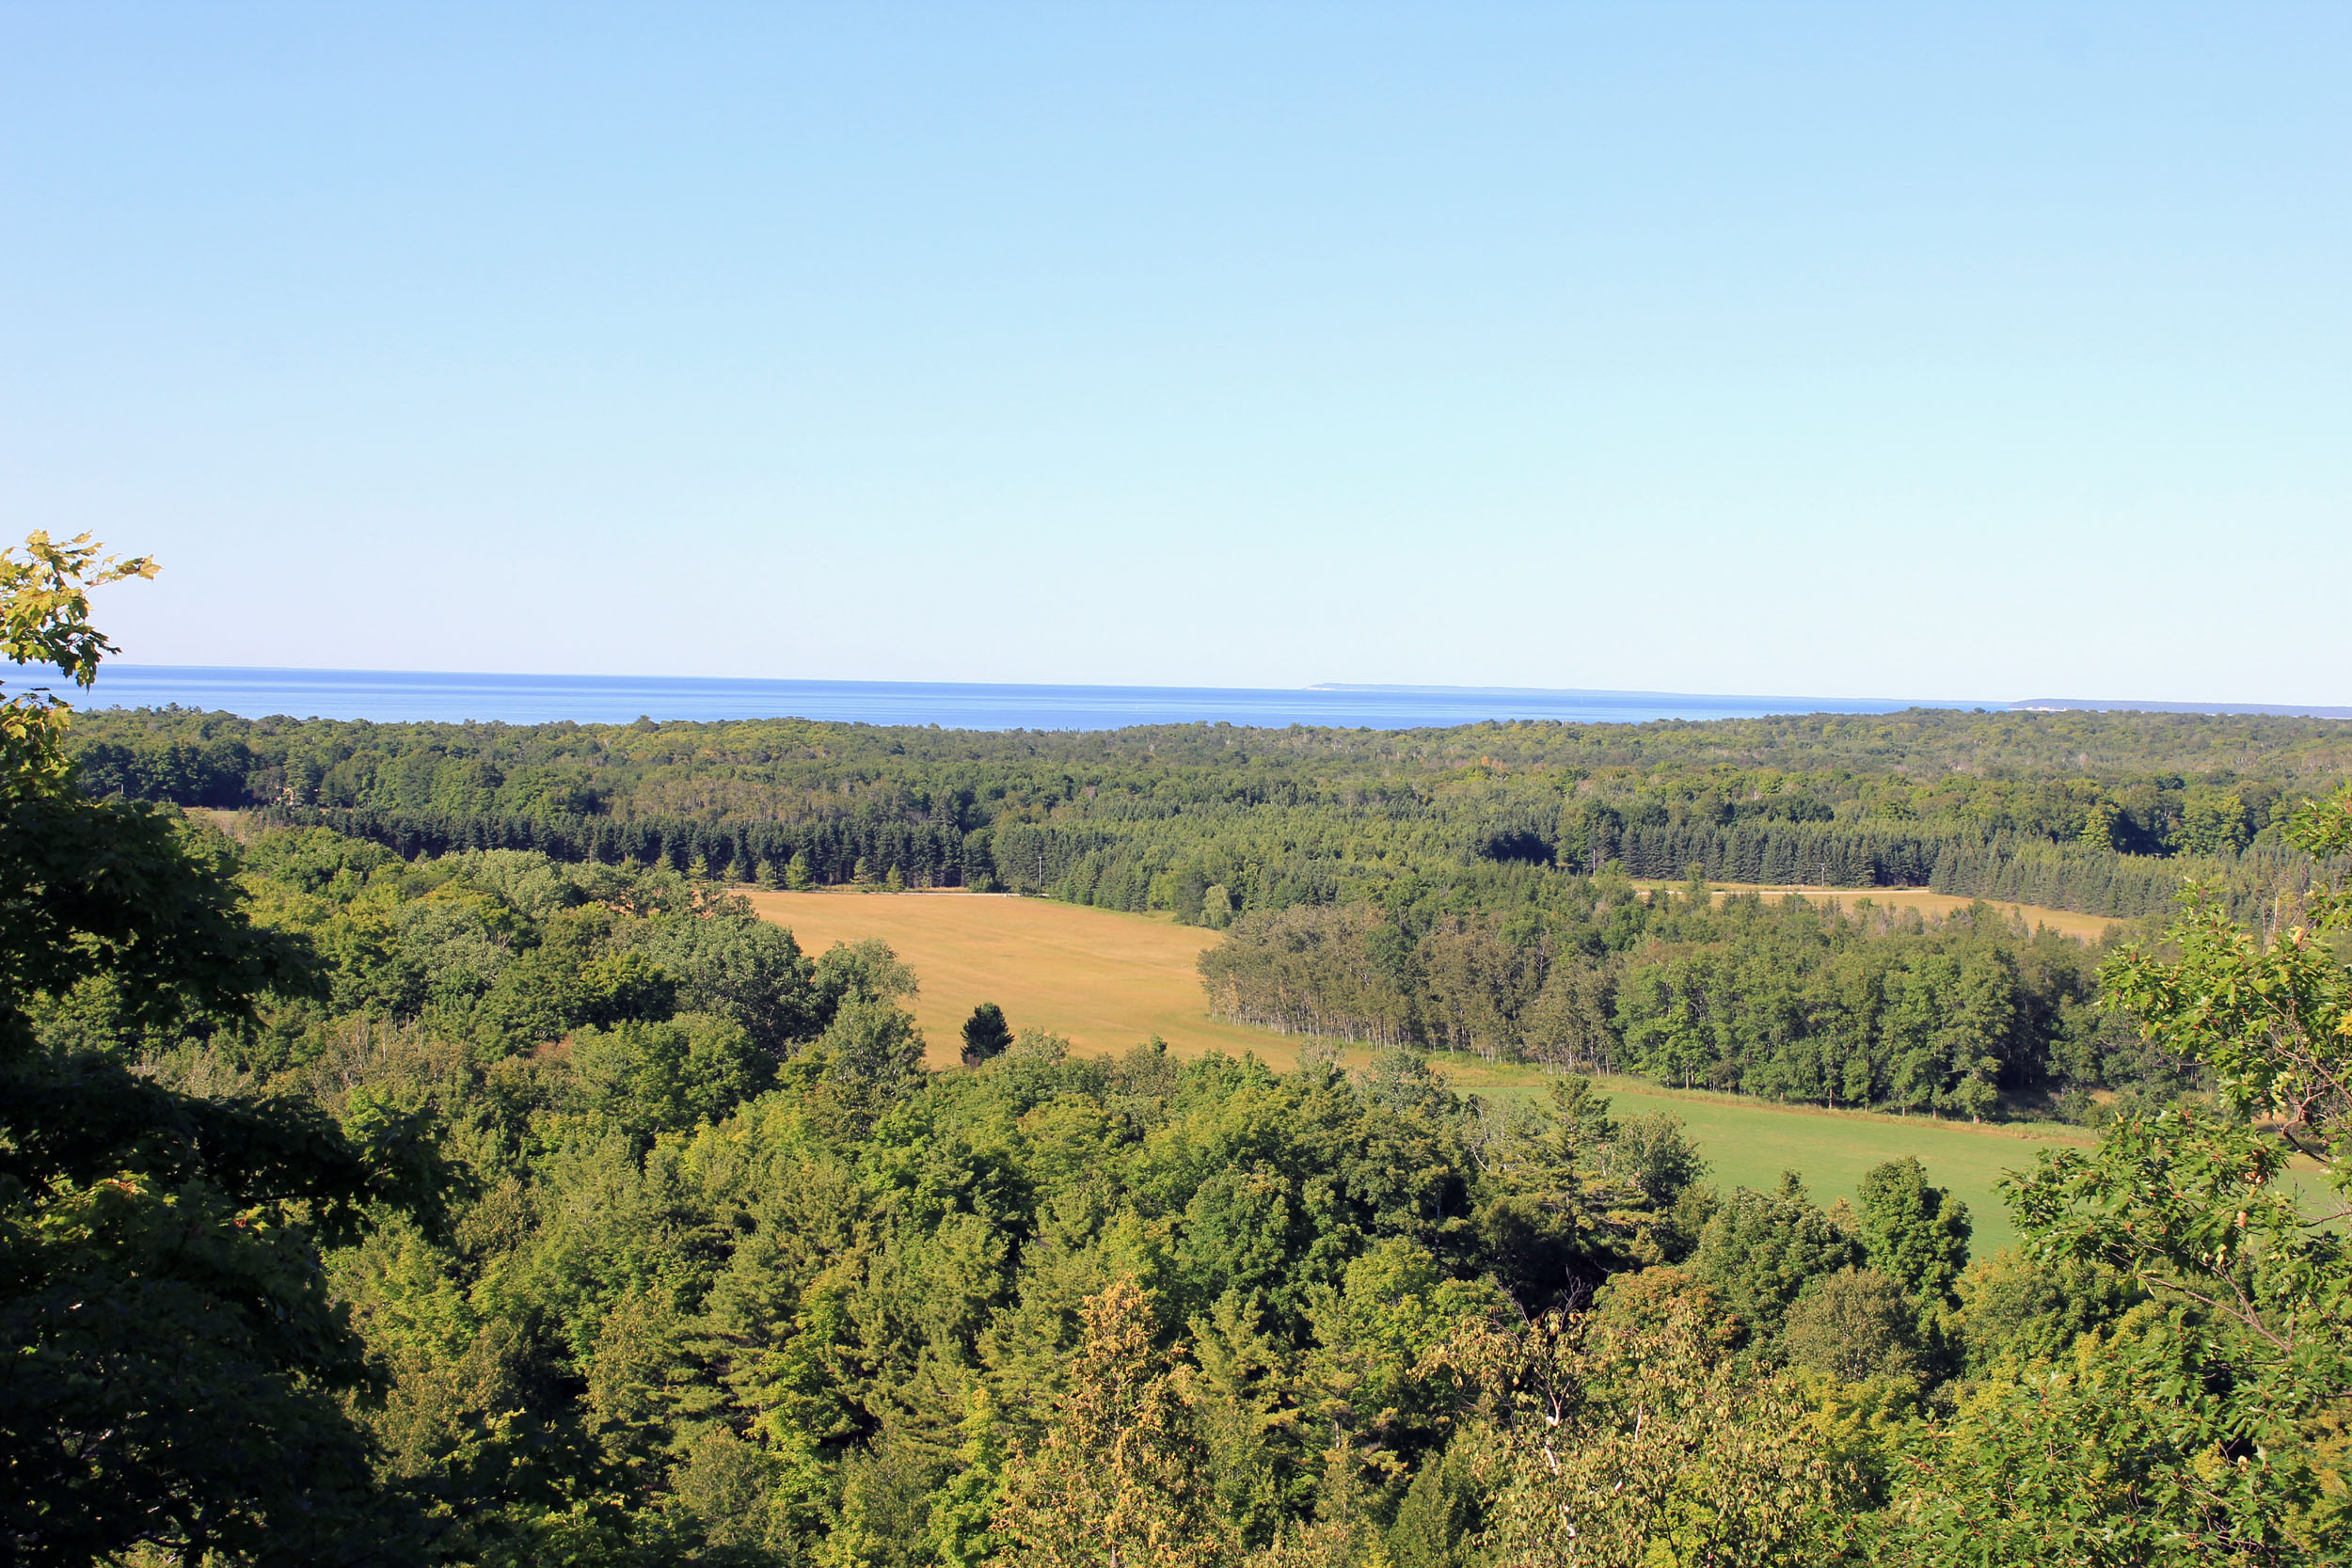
[1318,682,2352,721]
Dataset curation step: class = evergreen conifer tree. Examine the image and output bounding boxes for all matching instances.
[960,1002,1012,1067]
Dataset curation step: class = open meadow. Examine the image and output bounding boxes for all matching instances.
[1481,1075,2089,1253]
[743,885,2091,1252]
[738,888,1267,1065]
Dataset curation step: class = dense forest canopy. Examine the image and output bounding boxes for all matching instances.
[9,543,2352,1564]
[1197,887,2157,1124]
[69,703,2352,931]
[20,792,2352,1565]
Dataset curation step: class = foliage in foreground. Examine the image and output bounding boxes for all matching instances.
[3,535,446,1564]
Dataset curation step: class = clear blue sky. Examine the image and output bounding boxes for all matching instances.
[4,4,2344,701]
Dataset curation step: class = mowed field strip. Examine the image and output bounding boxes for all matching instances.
[741,887,2090,1253]
[1658,883,2127,942]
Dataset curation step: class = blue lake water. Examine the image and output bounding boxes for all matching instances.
[70,665,1996,730]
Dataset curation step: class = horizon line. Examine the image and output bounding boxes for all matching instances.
[60,663,2352,721]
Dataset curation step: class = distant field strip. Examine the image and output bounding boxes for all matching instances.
[1647,883,2129,942]
[742,887,2090,1252]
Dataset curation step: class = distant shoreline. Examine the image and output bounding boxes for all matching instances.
[71,665,2351,729]
[77,665,1978,730]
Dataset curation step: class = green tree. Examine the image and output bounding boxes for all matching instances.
[628,905,819,1053]
[572,1011,769,1137]
[813,935,919,1018]
[2173,786,2253,857]
[1950,1248,2142,1378]
[815,997,927,1088]
[1179,1291,1304,1551]
[1689,1172,1864,1340]
[1854,1157,1971,1314]
[1301,1238,1496,1476]
[961,1001,1013,1068]
[928,1387,1012,1567]
[1874,1303,2344,1565]
[0,531,153,784]
[1779,1266,1921,1384]
[1386,1436,1482,1568]
[1463,1289,1875,1566]
[990,1275,1227,1566]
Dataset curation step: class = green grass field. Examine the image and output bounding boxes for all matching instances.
[743,887,2094,1257]
[1461,1069,2088,1254]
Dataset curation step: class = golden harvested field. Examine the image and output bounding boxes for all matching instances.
[1650,883,2129,943]
[739,889,1279,1069]
[739,887,2107,1248]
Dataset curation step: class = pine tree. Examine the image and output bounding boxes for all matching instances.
[961,1002,1013,1068]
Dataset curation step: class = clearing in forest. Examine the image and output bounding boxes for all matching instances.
[741,886,2090,1251]
[739,888,1261,1066]
[1540,1078,2084,1253]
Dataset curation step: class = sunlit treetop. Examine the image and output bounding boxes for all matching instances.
[0,531,156,786]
